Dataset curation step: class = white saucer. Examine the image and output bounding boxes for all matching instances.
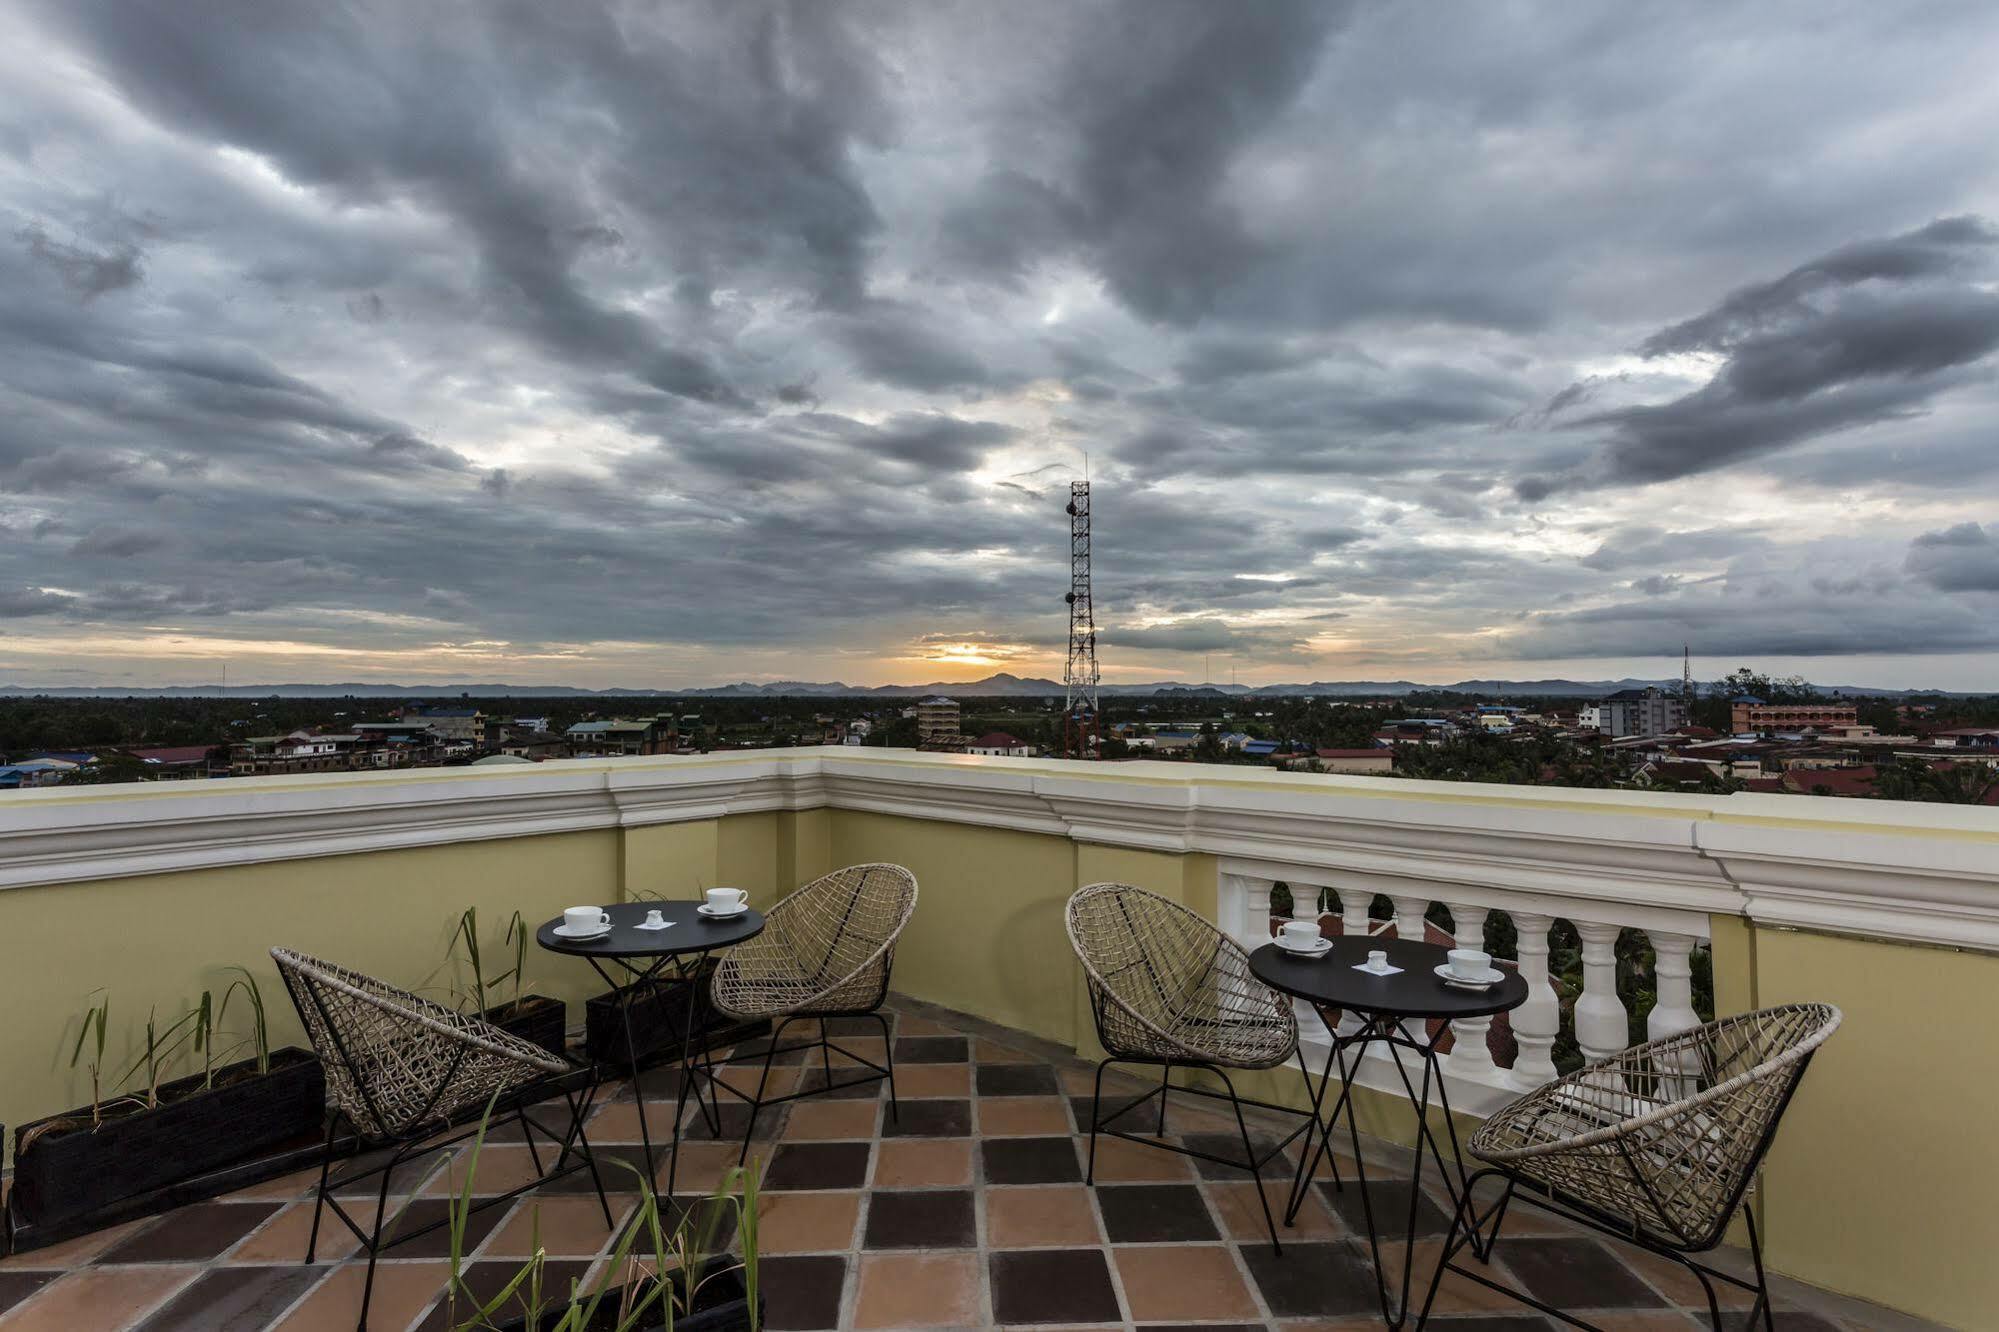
[633,918,674,931]
[1275,937,1333,958]
[697,903,748,919]
[553,923,612,940]
[1434,963,1504,988]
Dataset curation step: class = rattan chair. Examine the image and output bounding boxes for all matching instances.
[1066,882,1316,1250]
[274,948,612,1330]
[1419,1002,1841,1331]
[709,863,919,1158]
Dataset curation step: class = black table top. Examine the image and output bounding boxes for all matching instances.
[534,899,765,958]
[1249,935,1528,1020]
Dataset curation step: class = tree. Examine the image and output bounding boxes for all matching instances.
[1871,757,1998,804]
[1191,722,1226,764]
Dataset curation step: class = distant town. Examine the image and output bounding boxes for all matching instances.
[4,668,1995,804]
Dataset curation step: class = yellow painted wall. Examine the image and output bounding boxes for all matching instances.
[1749,927,1999,1329]
[0,829,621,1160]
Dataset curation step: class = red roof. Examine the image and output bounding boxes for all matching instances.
[970,732,1027,749]
[127,746,215,764]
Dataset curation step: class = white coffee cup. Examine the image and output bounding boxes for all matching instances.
[1279,920,1322,949]
[564,906,611,933]
[1447,948,1492,980]
[705,887,748,913]
[643,909,666,928]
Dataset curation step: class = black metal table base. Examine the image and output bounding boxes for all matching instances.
[1284,1007,1486,1330]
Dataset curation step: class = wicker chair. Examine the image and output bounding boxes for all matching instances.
[1066,883,1314,1250]
[1420,1003,1841,1331]
[273,948,612,1330]
[709,863,919,1158]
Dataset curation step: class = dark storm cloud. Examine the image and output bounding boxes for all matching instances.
[1906,522,1999,592]
[4,0,1999,681]
[1523,218,1999,495]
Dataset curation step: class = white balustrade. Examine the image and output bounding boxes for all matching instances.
[1646,930,1702,1099]
[1213,865,1710,1120]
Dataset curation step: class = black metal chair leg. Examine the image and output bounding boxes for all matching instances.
[304,1115,338,1264]
[1157,1061,1172,1135]
[356,1139,408,1332]
[1085,1059,1109,1185]
[1416,1186,1475,1330]
[1213,1065,1281,1255]
[870,1010,900,1122]
[739,1017,789,1166]
[1745,1204,1775,1332]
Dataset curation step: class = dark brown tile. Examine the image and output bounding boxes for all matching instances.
[412,1258,591,1331]
[759,1253,848,1330]
[1177,1130,1298,1179]
[1319,1174,1453,1237]
[729,1036,813,1065]
[975,1063,1060,1097]
[982,1136,1082,1185]
[1238,1239,1381,1318]
[0,1271,60,1317]
[1414,1318,1555,1330]
[1498,1237,1668,1310]
[1095,1184,1220,1242]
[825,1015,891,1036]
[96,1202,284,1264]
[863,1190,977,1249]
[989,1248,1122,1325]
[879,1099,970,1138]
[763,1141,873,1191]
[376,1196,511,1258]
[543,1143,652,1193]
[892,1036,968,1063]
[680,1100,788,1143]
[132,1266,327,1332]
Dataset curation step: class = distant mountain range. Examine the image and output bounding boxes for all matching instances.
[0,672,1966,699]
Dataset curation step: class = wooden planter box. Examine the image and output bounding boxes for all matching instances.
[484,993,567,1057]
[7,1048,323,1231]
[489,1260,755,1331]
[584,963,762,1070]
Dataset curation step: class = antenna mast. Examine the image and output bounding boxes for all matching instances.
[1681,644,1694,705]
[1063,480,1100,759]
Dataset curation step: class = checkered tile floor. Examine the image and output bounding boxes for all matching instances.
[0,998,1933,1330]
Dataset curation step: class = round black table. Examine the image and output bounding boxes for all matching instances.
[1250,934,1528,1330]
[537,900,764,1198]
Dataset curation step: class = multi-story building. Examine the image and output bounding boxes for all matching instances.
[1730,699,1860,734]
[916,697,962,749]
[564,718,674,757]
[1593,688,1688,738]
[400,706,484,742]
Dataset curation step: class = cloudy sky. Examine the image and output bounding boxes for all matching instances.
[5,1,1999,690]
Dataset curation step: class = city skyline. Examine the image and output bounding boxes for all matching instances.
[5,3,1999,691]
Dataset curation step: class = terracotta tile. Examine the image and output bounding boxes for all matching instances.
[973,1038,1035,1063]
[1113,1244,1260,1322]
[1380,1238,1526,1317]
[665,1141,748,1195]
[1083,1134,1195,1182]
[1589,1315,1706,1330]
[222,1201,360,1264]
[271,1260,449,1332]
[978,1097,1072,1137]
[0,1265,199,1331]
[0,1218,155,1271]
[97,1203,284,1264]
[983,1186,1102,1248]
[480,1195,625,1259]
[852,1251,980,1329]
[990,1248,1122,1324]
[783,1099,880,1141]
[226,1166,325,1202]
[421,1144,545,1197]
[586,1100,659,1143]
[891,1063,971,1098]
[894,1016,959,1038]
[412,1259,590,1332]
[828,1037,889,1068]
[1208,1178,1344,1240]
[872,1139,974,1189]
[755,1191,863,1254]
[132,1266,328,1332]
[713,1063,800,1099]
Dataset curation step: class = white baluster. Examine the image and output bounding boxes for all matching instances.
[1390,895,1433,1045]
[1239,876,1274,951]
[1444,904,1498,1080]
[1509,912,1560,1090]
[1333,886,1369,1038]
[1573,921,1629,1064]
[1289,883,1325,1035]
[1647,931,1701,1099]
